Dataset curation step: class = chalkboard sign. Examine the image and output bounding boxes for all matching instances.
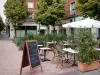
[27,42,40,68]
[20,40,43,74]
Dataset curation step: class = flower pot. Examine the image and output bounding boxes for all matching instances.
[78,61,100,72]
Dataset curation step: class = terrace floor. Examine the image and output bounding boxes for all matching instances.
[0,34,100,75]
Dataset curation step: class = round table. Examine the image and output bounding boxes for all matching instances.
[38,45,43,47]
[39,47,51,62]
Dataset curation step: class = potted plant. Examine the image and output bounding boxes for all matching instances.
[75,28,100,72]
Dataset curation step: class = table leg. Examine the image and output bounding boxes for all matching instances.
[66,52,68,58]
[44,50,46,60]
[72,53,77,66]
[39,49,44,56]
[42,50,50,62]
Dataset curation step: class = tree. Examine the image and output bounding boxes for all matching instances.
[4,0,28,36]
[0,16,4,33]
[75,0,100,20]
[36,0,66,33]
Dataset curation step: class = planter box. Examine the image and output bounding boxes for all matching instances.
[78,61,100,72]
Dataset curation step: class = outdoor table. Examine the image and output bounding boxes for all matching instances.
[39,47,51,62]
[95,48,100,60]
[62,48,79,66]
[63,44,71,57]
[38,45,43,47]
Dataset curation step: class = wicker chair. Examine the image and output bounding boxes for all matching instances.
[56,45,70,68]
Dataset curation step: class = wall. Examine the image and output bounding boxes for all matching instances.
[65,0,80,18]
[16,30,25,37]
[10,24,15,39]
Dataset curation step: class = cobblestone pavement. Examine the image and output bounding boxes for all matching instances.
[0,34,77,75]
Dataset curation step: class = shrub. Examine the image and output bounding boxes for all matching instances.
[14,33,67,50]
[75,28,100,64]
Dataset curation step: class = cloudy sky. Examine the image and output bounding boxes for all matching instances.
[0,0,7,23]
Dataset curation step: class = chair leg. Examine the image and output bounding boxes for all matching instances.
[70,54,73,62]
[52,52,56,62]
[52,56,55,62]
[56,60,60,68]
[61,60,64,70]
[61,60,64,66]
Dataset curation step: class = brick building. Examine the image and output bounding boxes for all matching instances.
[64,0,99,39]
[8,0,99,39]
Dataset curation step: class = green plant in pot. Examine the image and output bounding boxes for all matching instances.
[75,28,100,72]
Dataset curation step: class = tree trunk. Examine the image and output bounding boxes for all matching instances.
[14,23,17,37]
[38,24,40,34]
[25,26,27,35]
[47,26,49,34]
[53,25,56,34]
[15,29,16,37]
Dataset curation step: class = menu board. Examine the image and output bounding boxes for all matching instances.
[20,40,43,74]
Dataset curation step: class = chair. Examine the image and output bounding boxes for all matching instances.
[52,41,63,60]
[56,45,70,68]
[51,46,58,62]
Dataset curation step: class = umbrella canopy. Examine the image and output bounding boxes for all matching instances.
[63,18,100,28]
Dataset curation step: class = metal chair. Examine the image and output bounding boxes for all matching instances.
[56,45,70,68]
[51,46,58,62]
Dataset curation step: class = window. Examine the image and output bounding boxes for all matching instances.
[70,2,76,15]
[26,26,37,30]
[28,12,34,20]
[16,26,25,30]
[28,2,34,8]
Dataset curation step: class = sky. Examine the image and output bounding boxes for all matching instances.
[0,0,7,23]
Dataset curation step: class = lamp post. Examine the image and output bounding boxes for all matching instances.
[73,9,76,22]
[71,9,76,39]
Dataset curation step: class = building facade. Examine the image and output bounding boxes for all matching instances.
[65,0,99,39]
[65,0,83,23]
[8,0,47,38]
[14,0,61,38]
[7,0,99,39]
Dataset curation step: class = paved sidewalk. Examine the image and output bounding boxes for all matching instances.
[0,34,10,40]
[0,40,22,75]
[0,34,22,75]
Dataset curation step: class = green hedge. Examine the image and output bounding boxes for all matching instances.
[13,33,67,50]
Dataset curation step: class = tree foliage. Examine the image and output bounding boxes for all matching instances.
[75,0,100,20]
[0,16,4,32]
[4,0,28,29]
[36,0,66,30]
